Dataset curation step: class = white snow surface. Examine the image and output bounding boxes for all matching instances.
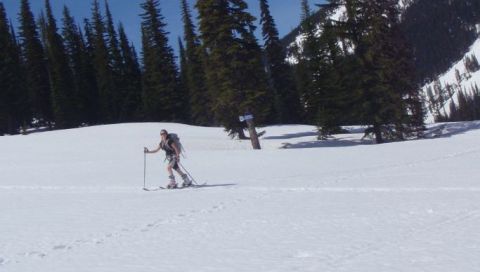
[1,122,480,272]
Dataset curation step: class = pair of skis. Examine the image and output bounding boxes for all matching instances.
[143,152,203,191]
[143,183,206,191]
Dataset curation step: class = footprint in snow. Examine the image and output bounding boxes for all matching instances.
[26,251,46,259]
[52,245,68,250]
[0,257,6,265]
[92,239,104,245]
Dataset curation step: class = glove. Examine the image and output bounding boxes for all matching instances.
[144,147,149,153]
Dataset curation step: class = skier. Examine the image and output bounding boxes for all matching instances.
[144,129,192,189]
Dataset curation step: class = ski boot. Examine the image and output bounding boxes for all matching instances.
[181,174,192,188]
[167,176,177,189]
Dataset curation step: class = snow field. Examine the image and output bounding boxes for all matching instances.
[1,122,480,271]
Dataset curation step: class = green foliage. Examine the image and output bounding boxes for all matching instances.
[180,0,211,126]
[196,0,272,136]
[117,24,143,122]
[91,0,116,123]
[19,0,53,125]
[62,8,99,125]
[140,0,181,122]
[292,0,424,142]
[43,0,77,129]
[0,3,29,134]
[260,0,302,124]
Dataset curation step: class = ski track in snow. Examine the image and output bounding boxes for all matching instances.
[3,185,480,270]
[0,187,270,269]
[319,209,480,270]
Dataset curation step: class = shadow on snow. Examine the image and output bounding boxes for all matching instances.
[270,121,480,149]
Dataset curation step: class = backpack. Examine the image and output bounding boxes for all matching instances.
[166,133,185,157]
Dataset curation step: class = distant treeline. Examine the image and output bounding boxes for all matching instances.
[2,0,431,144]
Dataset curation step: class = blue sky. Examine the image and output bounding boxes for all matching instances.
[2,0,322,56]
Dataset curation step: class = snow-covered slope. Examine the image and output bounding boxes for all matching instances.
[1,122,480,271]
[422,37,480,123]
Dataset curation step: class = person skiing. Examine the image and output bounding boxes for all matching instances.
[144,129,192,189]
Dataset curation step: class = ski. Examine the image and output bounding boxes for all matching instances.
[143,187,165,191]
[143,183,207,191]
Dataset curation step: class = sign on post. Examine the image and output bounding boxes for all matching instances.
[239,114,254,122]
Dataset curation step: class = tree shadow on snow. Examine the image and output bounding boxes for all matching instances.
[278,121,480,149]
[280,137,374,149]
[423,121,480,139]
[263,131,318,140]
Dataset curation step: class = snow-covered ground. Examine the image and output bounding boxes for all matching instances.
[1,122,480,272]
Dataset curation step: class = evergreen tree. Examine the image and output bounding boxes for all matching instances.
[259,0,302,124]
[178,37,187,90]
[315,16,349,138]
[43,0,76,129]
[62,7,98,124]
[91,0,116,123]
[177,37,191,123]
[18,0,53,126]
[180,0,210,125]
[196,0,272,137]
[117,23,143,121]
[294,0,318,123]
[342,0,424,142]
[0,3,29,134]
[104,0,122,120]
[37,11,48,46]
[140,0,181,122]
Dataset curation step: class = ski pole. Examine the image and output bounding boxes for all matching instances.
[179,162,198,185]
[143,151,146,189]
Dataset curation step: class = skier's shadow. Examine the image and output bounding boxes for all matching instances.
[194,183,237,189]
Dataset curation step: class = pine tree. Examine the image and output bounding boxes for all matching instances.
[140,0,181,122]
[457,89,471,121]
[0,3,29,134]
[342,0,424,142]
[82,18,101,123]
[259,0,302,124]
[294,0,318,123]
[315,16,349,138]
[196,0,272,137]
[43,0,76,129]
[104,0,122,120]
[180,0,210,125]
[91,0,116,123]
[178,37,187,90]
[117,23,143,121]
[177,37,191,123]
[18,0,53,126]
[62,7,99,125]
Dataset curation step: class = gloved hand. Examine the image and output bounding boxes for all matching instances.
[144,147,149,153]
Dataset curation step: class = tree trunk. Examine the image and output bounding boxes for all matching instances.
[246,119,261,150]
[374,124,384,144]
